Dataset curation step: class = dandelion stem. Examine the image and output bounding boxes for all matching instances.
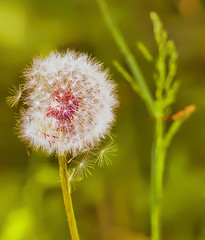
[58,155,80,240]
[151,116,165,240]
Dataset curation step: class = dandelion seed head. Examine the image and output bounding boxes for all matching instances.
[18,50,118,156]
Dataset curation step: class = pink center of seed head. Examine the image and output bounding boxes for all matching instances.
[46,88,79,132]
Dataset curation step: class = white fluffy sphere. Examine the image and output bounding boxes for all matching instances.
[19,50,118,156]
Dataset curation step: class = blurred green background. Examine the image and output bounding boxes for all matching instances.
[1,0,205,239]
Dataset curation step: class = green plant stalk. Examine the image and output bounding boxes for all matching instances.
[97,1,179,239]
[98,0,155,115]
[58,155,80,240]
[151,116,166,240]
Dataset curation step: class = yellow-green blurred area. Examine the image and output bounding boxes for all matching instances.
[1,0,205,239]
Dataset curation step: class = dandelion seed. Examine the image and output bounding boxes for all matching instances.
[15,50,118,156]
[95,141,117,166]
[6,84,23,107]
[68,168,75,181]
[72,156,95,179]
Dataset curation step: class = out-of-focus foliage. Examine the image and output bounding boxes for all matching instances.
[1,0,205,240]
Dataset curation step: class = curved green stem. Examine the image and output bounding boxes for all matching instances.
[58,155,80,240]
[97,0,155,116]
[151,116,165,240]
